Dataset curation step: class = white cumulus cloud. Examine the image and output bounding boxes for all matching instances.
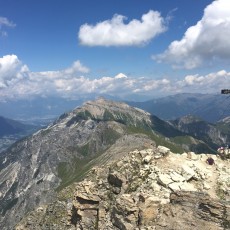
[0,55,29,87]
[78,10,167,46]
[64,60,90,74]
[153,0,230,69]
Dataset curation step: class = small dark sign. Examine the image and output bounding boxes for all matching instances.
[221,89,230,94]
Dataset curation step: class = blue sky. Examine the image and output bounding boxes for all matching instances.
[0,0,229,101]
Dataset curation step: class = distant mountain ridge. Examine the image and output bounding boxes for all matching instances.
[1,93,229,125]
[0,116,30,137]
[127,93,230,123]
[169,115,230,150]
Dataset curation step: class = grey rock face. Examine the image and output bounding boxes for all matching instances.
[0,98,155,229]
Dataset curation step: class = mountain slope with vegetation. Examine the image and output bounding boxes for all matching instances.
[0,98,228,229]
[170,115,230,151]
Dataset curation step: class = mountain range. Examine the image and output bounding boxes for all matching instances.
[127,93,230,123]
[0,93,229,125]
[0,98,229,229]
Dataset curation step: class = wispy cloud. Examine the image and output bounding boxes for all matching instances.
[0,17,15,27]
[78,10,167,47]
[0,17,16,37]
[0,55,228,100]
[153,0,230,69]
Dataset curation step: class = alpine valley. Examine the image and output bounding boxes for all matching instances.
[0,116,38,153]
[0,98,229,230]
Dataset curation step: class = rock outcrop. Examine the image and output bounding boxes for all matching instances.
[16,146,230,230]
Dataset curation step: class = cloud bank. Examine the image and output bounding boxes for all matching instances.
[153,0,230,69]
[78,10,166,46]
[0,55,228,101]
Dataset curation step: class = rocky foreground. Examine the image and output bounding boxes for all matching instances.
[16,146,230,230]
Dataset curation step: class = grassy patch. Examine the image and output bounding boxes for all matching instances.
[57,125,121,191]
[40,128,52,137]
[103,128,121,145]
[171,136,194,145]
[189,143,216,154]
[56,156,97,191]
[103,110,115,121]
[78,143,90,156]
[126,125,184,153]
[66,110,93,126]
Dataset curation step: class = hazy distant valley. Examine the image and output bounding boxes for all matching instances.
[0,116,39,153]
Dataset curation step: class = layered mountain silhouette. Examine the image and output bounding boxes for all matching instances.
[127,93,230,122]
[0,116,35,137]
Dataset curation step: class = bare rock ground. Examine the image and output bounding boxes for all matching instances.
[16,146,230,230]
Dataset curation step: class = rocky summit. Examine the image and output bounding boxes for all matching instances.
[0,98,229,229]
[16,146,230,230]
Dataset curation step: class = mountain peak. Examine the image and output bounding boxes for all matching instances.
[57,98,152,128]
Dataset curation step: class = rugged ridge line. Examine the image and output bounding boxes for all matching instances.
[16,146,230,230]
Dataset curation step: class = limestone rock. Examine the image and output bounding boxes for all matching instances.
[139,196,161,225]
[158,174,173,187]
[111,194,139,229]
[157,146,170,155]
[14,146,230,230]
[170,171,185,182]
[179,182,197,192]
[143,155,152,164]
[181,165,196,181]
[168,182,181,191]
